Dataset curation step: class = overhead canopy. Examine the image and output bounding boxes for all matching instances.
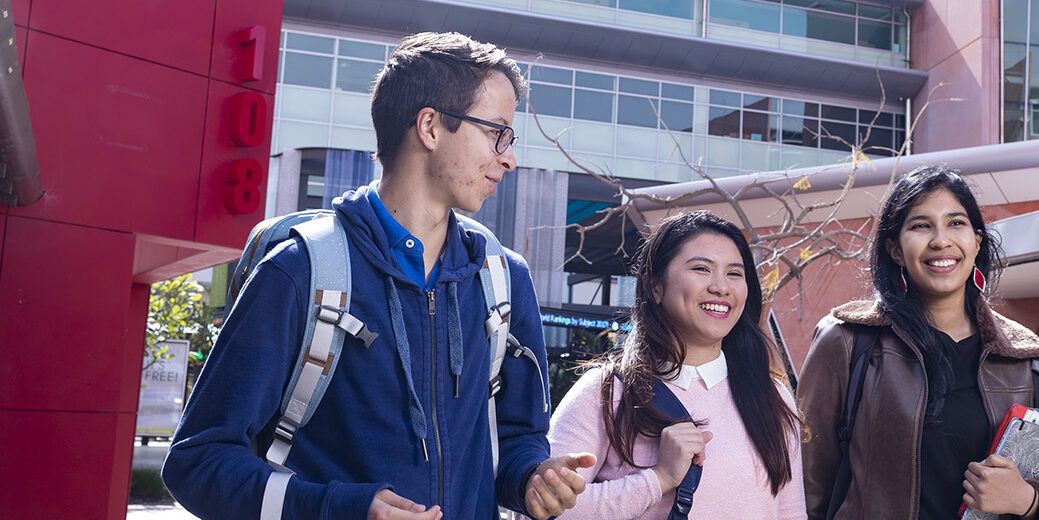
[625,140,1039,229]
[625,140,1039,299]
[989,210,1039,299]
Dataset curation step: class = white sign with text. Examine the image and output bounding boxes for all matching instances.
[136,339,190,437]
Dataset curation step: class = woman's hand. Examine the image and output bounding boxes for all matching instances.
[962,454,1038,517]
[652,423,713,494]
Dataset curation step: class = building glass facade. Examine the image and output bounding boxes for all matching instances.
[274,27,906,182]
[447,0,908,66]
[1004,0,1039,141]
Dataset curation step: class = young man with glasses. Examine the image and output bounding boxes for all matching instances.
[163,32,593,519]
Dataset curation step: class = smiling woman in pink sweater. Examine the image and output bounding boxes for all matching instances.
[545,211,806,519]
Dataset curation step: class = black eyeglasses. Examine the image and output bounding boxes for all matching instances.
[438,110,518,155]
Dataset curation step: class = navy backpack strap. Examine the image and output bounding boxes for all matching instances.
[650,377,702,520]
[826,325,879,520]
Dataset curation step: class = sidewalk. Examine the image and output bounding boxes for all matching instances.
[127,504,195,519]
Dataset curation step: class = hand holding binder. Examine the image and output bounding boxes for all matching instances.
[961,404,1039,520]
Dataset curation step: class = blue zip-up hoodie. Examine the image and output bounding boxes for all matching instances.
[162,185,551,518]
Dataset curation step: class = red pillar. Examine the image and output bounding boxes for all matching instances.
[0,0,281,517]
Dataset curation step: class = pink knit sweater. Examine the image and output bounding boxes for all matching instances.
[548,355,806,520]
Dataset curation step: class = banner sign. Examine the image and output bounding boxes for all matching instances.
[136,339,190,437]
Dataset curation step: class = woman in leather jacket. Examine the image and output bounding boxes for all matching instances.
[798,165,1039,520]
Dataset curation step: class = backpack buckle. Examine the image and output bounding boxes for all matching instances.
[674,486,694,514]
[485,302,512,336]
[489,374,503,398]
[316,304,347,325]
[490,301,511,320]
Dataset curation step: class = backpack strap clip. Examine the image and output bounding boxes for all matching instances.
[316,303,377,348]
[489,374,504,398]
[674,485,694,515]
[484,301,512,336]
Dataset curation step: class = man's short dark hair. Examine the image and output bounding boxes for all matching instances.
[370,32,526,169]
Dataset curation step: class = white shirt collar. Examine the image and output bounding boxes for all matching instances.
[666,351,728,391]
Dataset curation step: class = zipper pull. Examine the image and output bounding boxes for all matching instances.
[421,438,429,462]
[454,375,460,398]
[427,291,436,316]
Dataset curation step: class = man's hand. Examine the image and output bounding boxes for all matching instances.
[962,454,1037,518]
[368,489,442,520]
[524,452,597,520]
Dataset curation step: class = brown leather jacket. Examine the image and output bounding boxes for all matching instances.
[797,299,1039,520]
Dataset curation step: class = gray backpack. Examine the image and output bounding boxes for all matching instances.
[225,208,547,519]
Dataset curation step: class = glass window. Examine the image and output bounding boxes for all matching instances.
[708,106,741,138]
[1031,0,1039,43]
[283,52,334,89]
[662,83,695,101]
[619,78,659,96]
[338,39,385,60]
[781,116,818,147]
[619,0,694,19]
[570,0,617,5]
[286,33,335,54]
[742,111,772,141]
[894,129,906,151]
[336,58,383,93]
[709,0,781,33]
[660,100,694,132]
[819,121,857,150]
[858,4,893,20]
[820,104,857,122]
[858,19,892,50]
[709,89,742,107]
[1004,41,1028,142]
[574,89,615,123]
[859,110,893,127]
[617,95,658,128]
[785,0,855,15]
[532,66,573,85]
[782,100,819,118]
[1005,0,1029,44]
[862,127,894,155]
[743,94,775,111]
[529,84,572,118]
[576,71,615,90]
[783,9,855,45]
[894,23,907,53]
[768,113,781,142]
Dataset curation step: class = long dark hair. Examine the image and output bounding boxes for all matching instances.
[600,210,801,495]
[870,165,1004,418]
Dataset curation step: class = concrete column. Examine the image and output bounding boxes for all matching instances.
[470,168,568,307]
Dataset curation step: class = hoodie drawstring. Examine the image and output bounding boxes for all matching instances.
[385,277,430,461]
[447,282,464,398]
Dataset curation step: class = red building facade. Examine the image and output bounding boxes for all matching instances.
[0,1,281,517]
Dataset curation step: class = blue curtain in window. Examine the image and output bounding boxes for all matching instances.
[322,149,375,209]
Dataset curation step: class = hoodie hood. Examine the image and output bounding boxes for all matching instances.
[332,182,486,288]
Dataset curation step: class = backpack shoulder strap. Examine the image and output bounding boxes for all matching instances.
[650,377,702,520]
[1031,359,1039,406]
[228,209,328,306]
[455,214,513,472]
[826,324,879,520]
[264,213,377,470]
